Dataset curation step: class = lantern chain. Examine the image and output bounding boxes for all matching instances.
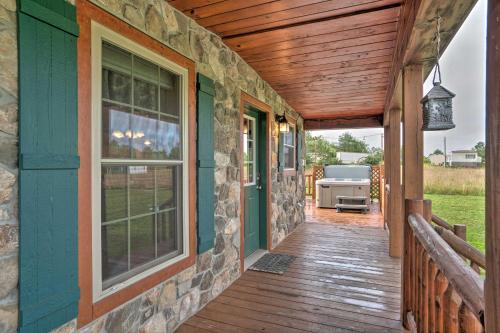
[433,13,442,85]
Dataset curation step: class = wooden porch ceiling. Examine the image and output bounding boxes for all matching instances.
[168,0,402,121]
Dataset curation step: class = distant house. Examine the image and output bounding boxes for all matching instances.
[428,153,445,166]
[336,152,370,164]
[449,150,482,167]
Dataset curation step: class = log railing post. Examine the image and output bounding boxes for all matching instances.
[403,199,424,328]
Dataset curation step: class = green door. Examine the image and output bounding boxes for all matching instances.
[244,109,263,257]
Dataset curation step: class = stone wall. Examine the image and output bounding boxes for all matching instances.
[0,0,306,331]
[0,0,18,332]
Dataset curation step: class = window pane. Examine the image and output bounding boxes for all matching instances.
[284,146,294,169]
[130,215,156,268]
[129,165,155,216]
[246,162,254,184]
[102,69,132,104]
[131,110,158,159]
[134,78,158,111]
[157,209,179,257]
[102,102,132,158]
[160,69,179,117]
[157,166,177,210]
[157,115,181,160]
[102,221,128,282]
[284,128,295,146]
[101,165,127,222]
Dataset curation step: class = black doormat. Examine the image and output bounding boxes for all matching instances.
[249,253,296,275]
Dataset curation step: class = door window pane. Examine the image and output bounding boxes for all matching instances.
[243,116,256,185]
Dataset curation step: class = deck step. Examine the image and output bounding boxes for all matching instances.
[336,195,368,200]
[335,203,368,209]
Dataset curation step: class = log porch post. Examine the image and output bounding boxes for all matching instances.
[485,0,500,330]
[388,108,402,258]
[402,64,424,200]
[384,124,390,230]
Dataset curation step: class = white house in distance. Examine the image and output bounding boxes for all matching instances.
[428,153,446,166]
[449,150,482,167]
[336,152,370,164]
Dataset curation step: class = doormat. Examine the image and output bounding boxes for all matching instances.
[249,253,296,275]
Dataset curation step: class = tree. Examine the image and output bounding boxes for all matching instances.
[305,132,340,168]
[361,147,383,165]
[337,132,369,153]
[432,149,444,155]
[473,141,485,164]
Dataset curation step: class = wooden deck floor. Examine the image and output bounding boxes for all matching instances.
[176,212,402,333]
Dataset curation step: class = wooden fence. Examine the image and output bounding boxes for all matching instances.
[403,199,484,333]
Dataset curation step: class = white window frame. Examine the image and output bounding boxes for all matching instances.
[243,114,257,186]
[91,22,190,302]
[284,123,296,170]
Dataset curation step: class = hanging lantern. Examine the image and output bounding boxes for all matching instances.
[275,113,289,133]
[421,14,456,131]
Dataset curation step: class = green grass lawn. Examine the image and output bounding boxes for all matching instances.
[425,193,485,253]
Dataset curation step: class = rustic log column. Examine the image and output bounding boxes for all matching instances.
[403,64,424,200]
[388,108,402,257]
[486,0,500,330]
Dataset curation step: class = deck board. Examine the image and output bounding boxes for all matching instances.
[176,206,402,333]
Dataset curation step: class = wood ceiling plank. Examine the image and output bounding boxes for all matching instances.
[261,56,392,78]
[224,7,400,50]
[270,68,390,87]
[237,22,397,59]
[276,77,390,92]
[167,0,224,12]
[247,40,395,67]
[270,72,389,90]
[274,80,390,94]
[245,31,397,63]
[187,0,275,19]
[238,22,398,58]
[209,0,402,37]
[251,47,394,72]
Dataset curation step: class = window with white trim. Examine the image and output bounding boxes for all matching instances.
[92,24,189,298]
[283,124,296,170]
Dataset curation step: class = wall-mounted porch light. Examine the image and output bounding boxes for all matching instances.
[275,113,289,133]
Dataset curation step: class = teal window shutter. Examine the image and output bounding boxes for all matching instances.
[18,1,80,332]
[196,74,215,253]
[278,133,285,172]
[296,128,303,170]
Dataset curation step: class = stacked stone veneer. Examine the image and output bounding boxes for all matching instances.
[0,0,306,331]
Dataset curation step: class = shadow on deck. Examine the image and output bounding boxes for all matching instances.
[176,202,402,333]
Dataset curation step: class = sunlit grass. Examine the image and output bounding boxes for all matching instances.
[424,165,485,196]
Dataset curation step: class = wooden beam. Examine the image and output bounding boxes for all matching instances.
[402,64,424,200]
[384,124,390,230]
[304,115,383,130]
[388,108,402,258]
[485,0,500,330]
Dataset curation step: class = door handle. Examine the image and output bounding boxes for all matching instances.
[256,185,262,190]
[256,172,262,190]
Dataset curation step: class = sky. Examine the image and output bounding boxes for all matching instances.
[310,0,487,156]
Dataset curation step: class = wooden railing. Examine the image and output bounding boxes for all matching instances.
[403,199,484,333]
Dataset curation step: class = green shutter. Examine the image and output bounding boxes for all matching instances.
[278,132,285,173]
[196,74,215,253]
[18,1,80,332]
[297,128,303,170]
